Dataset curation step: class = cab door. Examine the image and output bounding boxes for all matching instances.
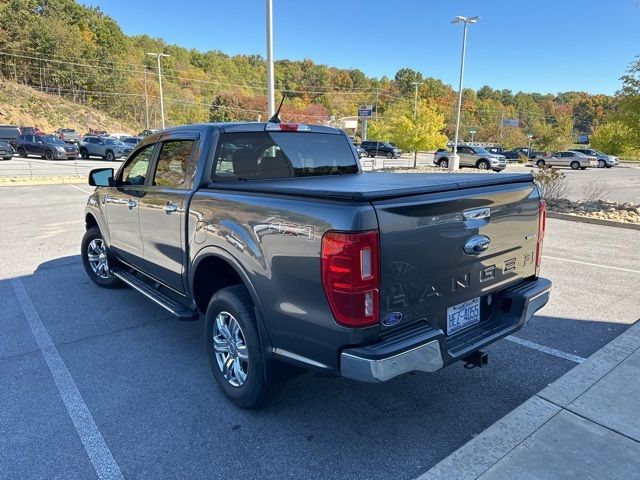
[137,131,198,292]
[457,146,474,167]
[104,142,157,267]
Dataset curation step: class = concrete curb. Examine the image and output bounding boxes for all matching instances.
[547,211,640,231]
[418,321,640,480]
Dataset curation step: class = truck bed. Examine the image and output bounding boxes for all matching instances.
[206,172,534,201]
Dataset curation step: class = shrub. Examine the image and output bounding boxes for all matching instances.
[533,168,569,201]
[581,180,610,203]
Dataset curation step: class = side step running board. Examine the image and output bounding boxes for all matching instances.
[113,270,199,321]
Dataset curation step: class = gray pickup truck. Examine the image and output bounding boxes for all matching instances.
[83,121,551,408]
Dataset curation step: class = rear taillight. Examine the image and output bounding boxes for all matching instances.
[265,122,310,132]
[321,230,379,327]
[535,200,546,274]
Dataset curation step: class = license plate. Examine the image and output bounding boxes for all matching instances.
[447,297,480,335]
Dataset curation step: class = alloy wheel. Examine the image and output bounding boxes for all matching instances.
[212,311,249,387]
[86,238,111,279]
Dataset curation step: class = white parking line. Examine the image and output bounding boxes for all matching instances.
[66,183,93,194]
[10,278,124,480]
[506,335,586,363]
[543,255,640,274]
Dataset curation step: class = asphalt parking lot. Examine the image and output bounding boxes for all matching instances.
[1,183,639,480]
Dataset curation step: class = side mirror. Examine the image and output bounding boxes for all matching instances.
[88,168,114,187]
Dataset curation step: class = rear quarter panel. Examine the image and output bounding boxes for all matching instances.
[188,189,380,371]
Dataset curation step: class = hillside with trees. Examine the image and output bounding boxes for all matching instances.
[0,0,636,157]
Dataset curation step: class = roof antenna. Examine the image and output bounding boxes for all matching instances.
[267,94,286,124]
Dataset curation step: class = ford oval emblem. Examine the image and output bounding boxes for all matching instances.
[464,235,491,255]
[383,312,403,326]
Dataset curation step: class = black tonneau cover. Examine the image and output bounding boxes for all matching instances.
[206,172,534,202]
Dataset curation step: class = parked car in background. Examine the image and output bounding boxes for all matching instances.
[433,145,507,171]
[352,142,365,158]
[109,132,132,141]
[570,148,619,168]
[0,140,14,160]
[0,125,20,148]
[360,140,402,158]
[138,129,158,137]
[79,136,132,161]
[16,134,79,160]
[122,136,143,147]
[503,147,546,161]
[536,151,595,170]
[56,128,81,143]
[485,146,505,155]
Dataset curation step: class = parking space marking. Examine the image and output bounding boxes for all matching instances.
[543,255,640,274]
[506,335,586,364]
[66,183,93,194]
[10,278,124,480]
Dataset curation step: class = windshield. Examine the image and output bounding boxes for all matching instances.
[61,129,76,133]
[44,137,65,145]
[214,131,358,181]
[105,138,124,145]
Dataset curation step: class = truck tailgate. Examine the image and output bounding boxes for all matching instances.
[374,180,540,338]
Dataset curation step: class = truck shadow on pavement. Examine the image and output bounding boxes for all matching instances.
[1,255,630,480]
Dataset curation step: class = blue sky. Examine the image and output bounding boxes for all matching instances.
[84,0,640,95]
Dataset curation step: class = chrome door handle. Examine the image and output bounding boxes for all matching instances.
[164,202,179,214]
[127,199,137,209]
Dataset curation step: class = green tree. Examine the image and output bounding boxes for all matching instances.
[591,121,635,157]
[394,68,423,96]
[371,100,447,166]
[533,113,574,152]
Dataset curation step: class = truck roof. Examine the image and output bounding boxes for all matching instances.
[152,122,341,135]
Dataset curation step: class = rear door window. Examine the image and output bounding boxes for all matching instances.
[151,140,195,189]
[213,131,357,181]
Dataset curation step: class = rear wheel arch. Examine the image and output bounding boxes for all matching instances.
[191,248,275,354]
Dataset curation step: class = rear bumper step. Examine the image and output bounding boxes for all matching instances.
[340,277,551,382]
[113,269,199,321]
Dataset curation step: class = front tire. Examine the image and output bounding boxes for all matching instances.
[17,147,26,158]
[477,159,490,170]
[205,285,284,409]
[105,150,115,162]
[80,148,89,159]
[536,159,546,168]
[597,159,606,168]
[385,152,393,159]
[81,226,122,288]
[44,150,54,160]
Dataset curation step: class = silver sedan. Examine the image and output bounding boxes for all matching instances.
[536,151,596,170]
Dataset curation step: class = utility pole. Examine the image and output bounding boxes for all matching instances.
[411,81,421,167]
[266,0,275,117]
[143,66,149,130]
[451,16,479,171]
[147,52,170,129]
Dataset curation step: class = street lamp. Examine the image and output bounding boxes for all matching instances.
[450,15,479,171]
[411,81,421,119]
[266,0,275,117]
[147,52,170,129]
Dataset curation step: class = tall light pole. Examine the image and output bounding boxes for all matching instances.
[266,0,275,117]
[411,81,421,119]
[147,52,170,129]
[450,15,479,171]
[143,65,149,130]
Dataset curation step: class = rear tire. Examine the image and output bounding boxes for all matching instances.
[81,226,122,289]
[536,159,546,168]
[17,147,26,158]
[570,161,580,170]
[204,285,284,409]
[2,156,11,160]
[438,158,449,168]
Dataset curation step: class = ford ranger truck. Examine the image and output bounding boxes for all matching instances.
[82,122,551,409]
